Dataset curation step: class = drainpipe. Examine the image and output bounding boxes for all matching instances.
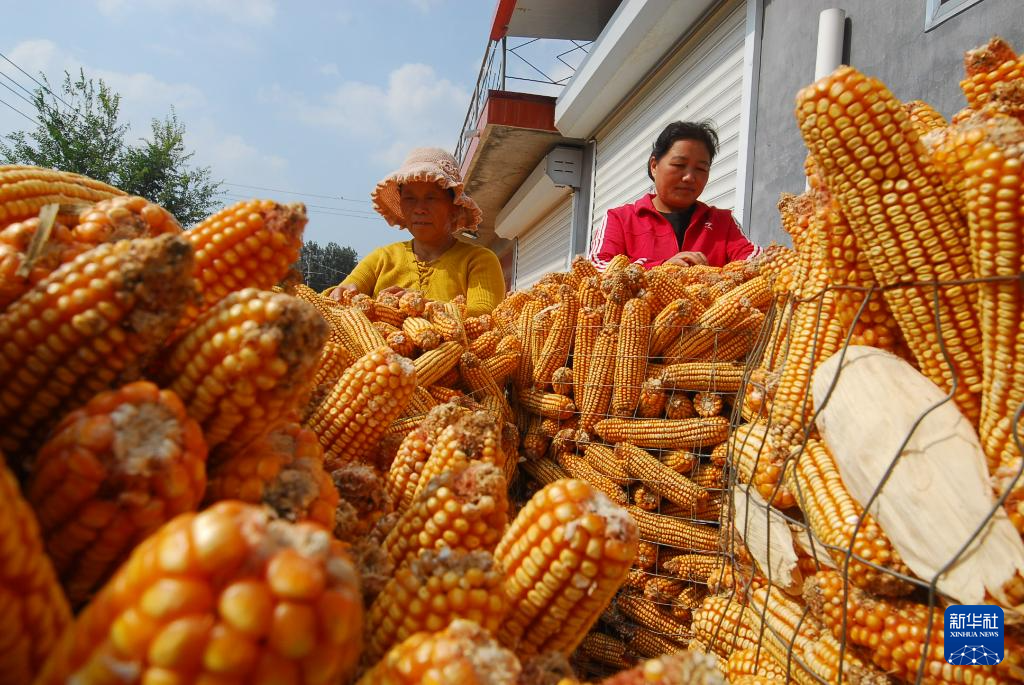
[814,8,847,80]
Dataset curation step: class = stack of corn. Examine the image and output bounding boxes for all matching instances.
[484,254,780,678]
[692,36,1024,684]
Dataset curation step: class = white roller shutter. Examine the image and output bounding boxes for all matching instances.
[590,1,747,240]
[513,196,573,290]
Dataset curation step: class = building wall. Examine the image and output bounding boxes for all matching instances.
[748,0,1024,247]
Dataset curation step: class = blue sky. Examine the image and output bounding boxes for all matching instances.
[0,0,503,259]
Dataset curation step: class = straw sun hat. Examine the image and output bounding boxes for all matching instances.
[370,147,483,235]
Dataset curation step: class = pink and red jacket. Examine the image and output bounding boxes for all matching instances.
[587,194,762,270]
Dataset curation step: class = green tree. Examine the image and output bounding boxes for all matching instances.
[298,240,359,292]
[0,69,221,226]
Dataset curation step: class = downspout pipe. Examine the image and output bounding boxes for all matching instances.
[814,8,847,80]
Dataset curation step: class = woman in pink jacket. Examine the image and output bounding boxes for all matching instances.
[588,121,761,270]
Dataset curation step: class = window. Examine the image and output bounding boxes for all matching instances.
[925,0,986,31]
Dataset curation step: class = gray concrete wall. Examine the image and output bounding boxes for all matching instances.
[747,0,1024,247]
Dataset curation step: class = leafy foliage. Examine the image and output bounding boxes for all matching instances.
[298,241,359,292]
[0,69,221,226]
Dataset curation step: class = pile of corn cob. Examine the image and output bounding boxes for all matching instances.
[688,36,1024,684]
[481,252,782,678]
[0,166,733,684]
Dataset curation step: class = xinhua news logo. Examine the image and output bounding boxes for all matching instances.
[944,605,1004,666]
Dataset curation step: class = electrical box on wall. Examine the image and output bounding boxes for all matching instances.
[546,146,583,189]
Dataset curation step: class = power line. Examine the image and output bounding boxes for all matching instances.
[0,50,80,114]
[0,96,37,125]
[220,193,382,221]
[0,69,36,99]
[0,77,37,110]
[222,181,372,204]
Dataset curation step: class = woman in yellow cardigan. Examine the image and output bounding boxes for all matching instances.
[326,147,506,316]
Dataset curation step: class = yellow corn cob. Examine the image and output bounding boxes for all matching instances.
[517,387,576,420]
[958,116,1024,511]
[662,449,699,474]
[602,281,629,327]
[665,393,696,420]
[460,350,513,423]
[551,366,574,396]
[0,455,72,685]
[577,324,618,431]
[396,289,426,316]
[632,541,658,570]
[310,338,355,393]
[661,362,746,394]
[626,507,719,551]
[594,417,730,450]
[556,451,628,505]
[426,384,463,404]
[791,439,912,596]
[615,593,690,642]
[290,282,348,340]
[905,97,949,134]
[611,298,653,416]
[495,478,639,656]
[660,554,725,584]
[469,327,501,359]
[540,415,574,437]
[206,420,338,527]
[411,409,504,502]
[384,461,509,570]
[35,502,363,685]
[307,347,417,469]
[692,594,759,658]
[357,618,522,685]
[661,295,754,364]
[578,274,606,310]
[620,630,689,664]
[175,199,306,333]
[408,339,461,387]
[582,443,629,484]
[601,253,632,275]
[387,402,471,511]
[429,302,467,345]
[604,649,725,685]
[0,164,124,226]
[330,461,392,541]
[28,381,207,607]
[373,320,400,339]
[484,348,522,386]
[633,486,660,511]
[690,462,725,490]
[708,308,763,362]
[492,290,530,332]
[797,66,983,424]
[617,442,707,508]
[521,418,552,462]
[383,329,415,358]
[808,569,1023,685]
[521,456,570,486]
[534,285,579,388]
[566,254,599,289]
[726,647,789,682]
[332,305,390,359]
[730,422,795,509]
[635,378,667,418]
[401,315,442,351]
[693,391,723,417]
[405,385,438,416]
[648,297,703,356]
[372,302,406,328]
[363,549,509,665]
[0,234,194,463]
[162,288,327,453]
[531,304,557,368]
[961,36,1024,109]
[464,313,493,340]
[577,632,635,671]
[572,305,604,401]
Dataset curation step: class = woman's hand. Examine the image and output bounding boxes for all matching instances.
[665,251,708,267]
[379,285,407,298]
[328,284,359,302]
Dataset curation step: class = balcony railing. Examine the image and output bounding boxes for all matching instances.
[454,37,591,164]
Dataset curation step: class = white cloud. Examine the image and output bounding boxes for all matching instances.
[95,0,276,25]
[186,122,290,185]
[268,63,470,168]
[319,63,340,77]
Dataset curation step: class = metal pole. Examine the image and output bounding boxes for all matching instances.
[501,36,507,91]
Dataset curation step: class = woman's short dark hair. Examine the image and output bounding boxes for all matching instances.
[647,120,719,181]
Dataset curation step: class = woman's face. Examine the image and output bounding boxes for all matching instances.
[399,181,454,243]
[649,138,712,212]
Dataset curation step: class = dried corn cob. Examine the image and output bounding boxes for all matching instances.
[517,387,576,420]
[797,66,983,423]
[621,629,690,663]
[357,618,521,685]
[572,305,604,401]
[484,348,522,386]
[534,285,579,388]
[412,339,463,387]
[583,443,629,484]
[384,461,508,570]
[791,439,912,596]
[332,306,390,359]
[402,316,442,351]
[633,541,658,570]
[495,478,638,656]
[28,381,207,607]
[693,392,723,418]
[35,502,363,685]
[634,489,659,514]
[661,362,745,393]
[331,461,392,540]
[411,410,504,502]
[690,463,725,490]
[387,402,470,512]
[461,350,513,423]
[616,592,690,642]
[162,289,327,453]
[730,421,796,510]
[661,296,753,364]
[578,324,618,431]
[521,456,570,486]
[364,549,509,664]
[692,594,758,658]
[557,452,628,505]
[601,650,725,685]
[635,378,667,418]
[726,647,789,682]
[661,554,725,584]
[662,449,698,474]
[648,297,702,356]
[176,199,306,333]
[207,421,337,525]
[626,507,720,551]
[551,366,574,396]
[665,393,696,420]
[0,164,123,226]
[0,456,72,685]
[307,347,417,469]
[961,37,1024,109]
[577,632,635,671]
[0,234,194,463]
[594,417,730,450]
[469,327,501,359]
[618,442,707,508]
[612,298,653,416]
